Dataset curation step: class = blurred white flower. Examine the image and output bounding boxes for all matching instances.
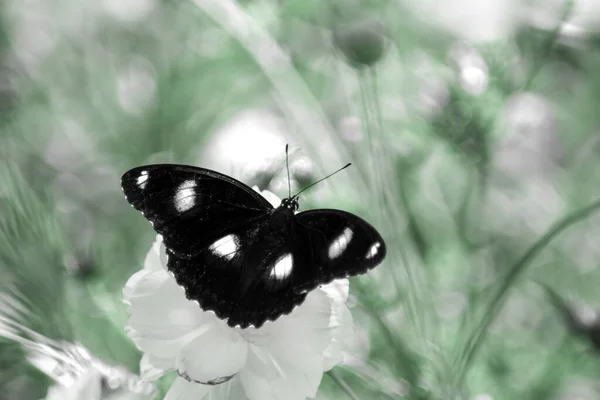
[449,43,489,96]
[521,0,600,37]
[117,57,157,115]
[123,189,354,400]
[44,369,103,400]
[8,0,57,73]
[494,93,560,171]
[103,0,156,23]
[44,368,154,400]
[0,285,155,400]
[558,378,600,400]
[471,394,494,400]
[409,0,519,42]
[418,75,449,117]
[0,318,154,400]
[31,341,155,400]
[409,52,450,117]
[486,92,565,234]
[198,109,288,184]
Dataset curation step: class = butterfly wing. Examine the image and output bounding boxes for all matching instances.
[122,164,385,329]
[168,252,308,329]
[167,207,386,329]
[166,213,308,329]
[290,209,386,293]
[121,164,273,257]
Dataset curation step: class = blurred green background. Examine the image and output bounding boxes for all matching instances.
[2,0,600,399]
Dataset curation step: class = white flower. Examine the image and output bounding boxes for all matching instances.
[0,297,155,400]
[33,342,156,400]
[485,92,565,234]
[43,369,103,400]
[123,189,355,400]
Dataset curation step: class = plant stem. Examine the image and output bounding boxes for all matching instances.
[453,196,600,393]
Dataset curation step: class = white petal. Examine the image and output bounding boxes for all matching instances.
[128,324,211,361]
[239,368,278,400]
[123,268,169,305]
[321,279,350,304]
[127,270,210,340]
[207,377,250,400]
[45,369,103,400]
[143,235,167,271]
[263,290,333,366]
[268,343,325,398]
[251,186,281,208]
[177,323,248,383]
[322,280,354,371]
[323,305,354,371]
[164,377,212,400]
[125,271,218,362]
[240,363,313,400]
[257,286,333,344]
[239,288,333,400]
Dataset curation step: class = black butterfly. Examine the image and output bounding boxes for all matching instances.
[121,156,386,329]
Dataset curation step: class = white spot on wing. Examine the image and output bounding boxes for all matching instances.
[209,234,238,260]
[328,227,354,259]
[174,180,196,212]
[269,253,293,281]
[366,242,381,259]
[136,170,148,189]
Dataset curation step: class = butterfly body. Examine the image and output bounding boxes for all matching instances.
[122,164,386,329]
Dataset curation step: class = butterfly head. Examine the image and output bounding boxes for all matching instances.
[280,197,299,212]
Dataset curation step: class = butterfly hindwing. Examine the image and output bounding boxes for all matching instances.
[291,209,386,293]
[121,164,273,257]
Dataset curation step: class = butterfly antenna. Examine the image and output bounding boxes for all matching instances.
[294,163,352,198]
[285,144,291,198]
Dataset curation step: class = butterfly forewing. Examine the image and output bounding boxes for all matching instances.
[121,164,273,257]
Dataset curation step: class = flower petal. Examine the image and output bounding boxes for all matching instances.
[45,370,103,400]
[123,235,169,305]
[207,377,250,400]
[127,270,210,340]
[323,305,354,371]
[266,286,335,352]
[322,279,354,371]
[177,322,248,383]
[251,186,281,208]
[321,279,349,304]
[127,324,209,361]
[240,359,316,400]
[239,287,333,399]
[271,351,324,399]
[125,269,219,362]
[143,235,167,271]
[123,268,169,305]
[239,367,278,400]
[164,377,213,400]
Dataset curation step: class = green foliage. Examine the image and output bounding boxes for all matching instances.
[2,0,600,399]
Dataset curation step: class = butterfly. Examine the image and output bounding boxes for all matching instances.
[121,149,386,329]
